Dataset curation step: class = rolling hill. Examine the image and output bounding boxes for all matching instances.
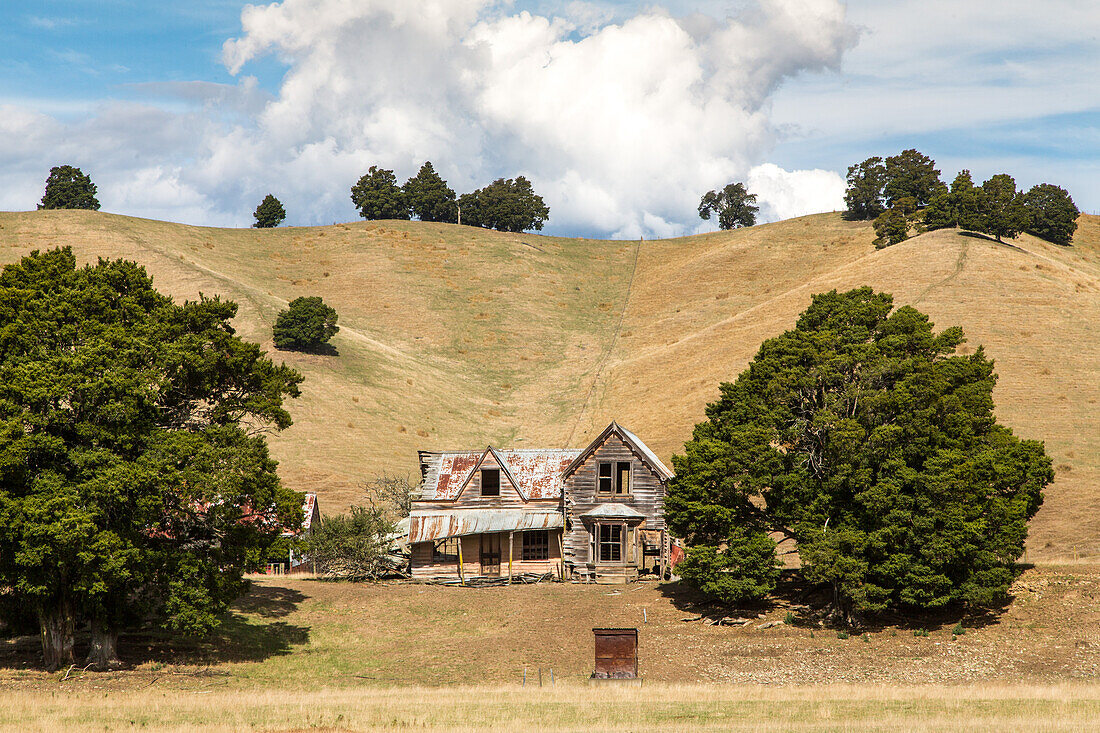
[0,210,1097,559]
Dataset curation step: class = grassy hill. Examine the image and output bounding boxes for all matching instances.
[0,210,1097,559]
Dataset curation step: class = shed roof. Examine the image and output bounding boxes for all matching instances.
[409,509,563,542]
[418,449,580,501]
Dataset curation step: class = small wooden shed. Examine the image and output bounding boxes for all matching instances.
[592,628,638,679]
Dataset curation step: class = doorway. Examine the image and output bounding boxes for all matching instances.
[480,533,501,576]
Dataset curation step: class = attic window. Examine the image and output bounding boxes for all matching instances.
[481,468,500,497]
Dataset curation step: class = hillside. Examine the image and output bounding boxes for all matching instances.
[0,210,1097,559]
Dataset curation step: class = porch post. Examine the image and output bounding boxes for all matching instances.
[457,537,465,586]
[508,531,514,585]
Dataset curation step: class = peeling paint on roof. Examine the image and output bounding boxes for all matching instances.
[419,449,580,501]
[409,509,563,542]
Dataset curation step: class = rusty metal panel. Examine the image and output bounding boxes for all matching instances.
[592,628,638,679]
[418,449,580,501]
[408,509,563,543]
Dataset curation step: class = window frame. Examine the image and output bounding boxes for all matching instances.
[597,522,625,565]
[614,461,631,496]
[481,468,500,497]
[597,462,613,494]
[522,530,550,561]
[432,538,459,563]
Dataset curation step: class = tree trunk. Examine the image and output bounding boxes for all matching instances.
[38,600,75,672]
[86,621,121,670]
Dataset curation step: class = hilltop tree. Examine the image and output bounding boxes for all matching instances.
[0,248,304,670]
[666,287,1052,624]
[253,194,287,228]
[404,162,458,223]
[458,176,549,232]
[273,296,340,351]
[979,174,1029,242]
[350,166,410,220]
[843,157,887,220]
[698,182,759,230]
[39,165,100,211]
[884,149,946,208]
[924,170,984,232]
[1023,183,1079,245]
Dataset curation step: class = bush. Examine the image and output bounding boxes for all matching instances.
[1023,183,1079,245]
[836,631,849,640]
[873,208,910,248]
[672,528,781,606]
[914,628,930,638]
[307,506,396,581]
[253,194,286,228]
[952,622,966,636]
[39,165,100,211]
[273,296,339,351]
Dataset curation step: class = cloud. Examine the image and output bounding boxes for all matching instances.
[1,1,858,236]
[747,163,845,222]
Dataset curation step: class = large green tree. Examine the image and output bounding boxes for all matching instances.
[350,166,410,220]
[272,296,340,351]
[883,149,946,208]
[666,288,1052,624]
[403,162,458,223]
[0,249,304,670]
[39,165,100,211]
[843,157,887,220]
[924,170,985,232]
[458,176,550,232]
[1023,183,1079,245]
[979,174,1030,242]
[698,182,759,230]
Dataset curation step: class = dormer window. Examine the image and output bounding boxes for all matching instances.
[481,468,500,497]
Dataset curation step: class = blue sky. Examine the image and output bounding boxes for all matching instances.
[1,1,1098,234]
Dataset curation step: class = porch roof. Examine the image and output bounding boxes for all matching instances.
[580,503,647,521]
[409,509,563,543]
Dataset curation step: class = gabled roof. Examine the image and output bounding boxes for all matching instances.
[562,422,674,482]
[418,448,580,501]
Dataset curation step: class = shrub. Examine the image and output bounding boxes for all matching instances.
[836,631,850,640]
[914,628,930,638]
[273,296,339,351]
[307,506,396,581]
[952,622,966,636]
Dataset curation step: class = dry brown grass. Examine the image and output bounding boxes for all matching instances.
[2,682,1099,732]
[0,211,1097,558]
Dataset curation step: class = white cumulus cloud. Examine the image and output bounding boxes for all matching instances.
[1,0,857,237]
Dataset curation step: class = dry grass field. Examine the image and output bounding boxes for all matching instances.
[3,568,1100,730]
[0,210,1097,561]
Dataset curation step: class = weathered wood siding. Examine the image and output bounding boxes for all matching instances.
[563,433,666,573]
[410,530,562,578]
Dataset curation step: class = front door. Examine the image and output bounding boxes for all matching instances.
[480,533,501,576]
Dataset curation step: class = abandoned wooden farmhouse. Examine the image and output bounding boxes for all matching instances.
[408,422,674,584]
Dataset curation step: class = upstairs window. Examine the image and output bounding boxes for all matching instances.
[598,463,613,494]
[522,531,549,561]
[615,462,631,495]
[481,468,500,497]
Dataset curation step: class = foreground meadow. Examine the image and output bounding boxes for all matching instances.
[2,682,1100,732]
[2,565,1100,728]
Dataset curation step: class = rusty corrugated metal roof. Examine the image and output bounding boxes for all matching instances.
[418,449,580,501]
[408,509,563,543]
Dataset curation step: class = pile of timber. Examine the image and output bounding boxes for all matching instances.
[420,572,555,587]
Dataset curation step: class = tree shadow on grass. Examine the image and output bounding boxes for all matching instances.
[0,584,310,670]
[274,342,339,356]
[660,567,1015,633]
